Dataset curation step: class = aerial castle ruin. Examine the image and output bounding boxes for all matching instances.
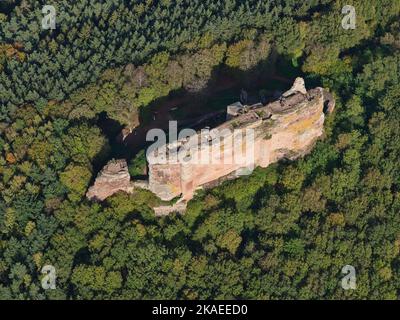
[87,78,335,215]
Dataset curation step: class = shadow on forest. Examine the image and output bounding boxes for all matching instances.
[0,0,21,14]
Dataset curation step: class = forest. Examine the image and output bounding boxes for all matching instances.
[1,0,400,299]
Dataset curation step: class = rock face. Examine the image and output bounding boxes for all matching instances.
[86,159,132,201]
[147,78,334,203]
[282,77,307,97]
[87,78,334,215]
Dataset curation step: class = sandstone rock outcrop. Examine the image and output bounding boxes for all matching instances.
[282,77,307,97]
[86,159,132,201]
[87,78,334,215]
[147,79,334,205]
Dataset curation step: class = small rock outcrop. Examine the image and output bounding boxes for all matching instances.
[86,159,132,201]
[282,77,307,97]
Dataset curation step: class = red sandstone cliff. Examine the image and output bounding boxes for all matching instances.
[86,159,132,201]
[86,78,334,214]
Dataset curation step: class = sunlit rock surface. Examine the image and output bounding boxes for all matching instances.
[86,159,132,201]
[148,78,334,203]
[87,78,334,215]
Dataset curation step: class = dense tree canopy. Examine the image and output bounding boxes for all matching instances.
[1,0,400,299]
